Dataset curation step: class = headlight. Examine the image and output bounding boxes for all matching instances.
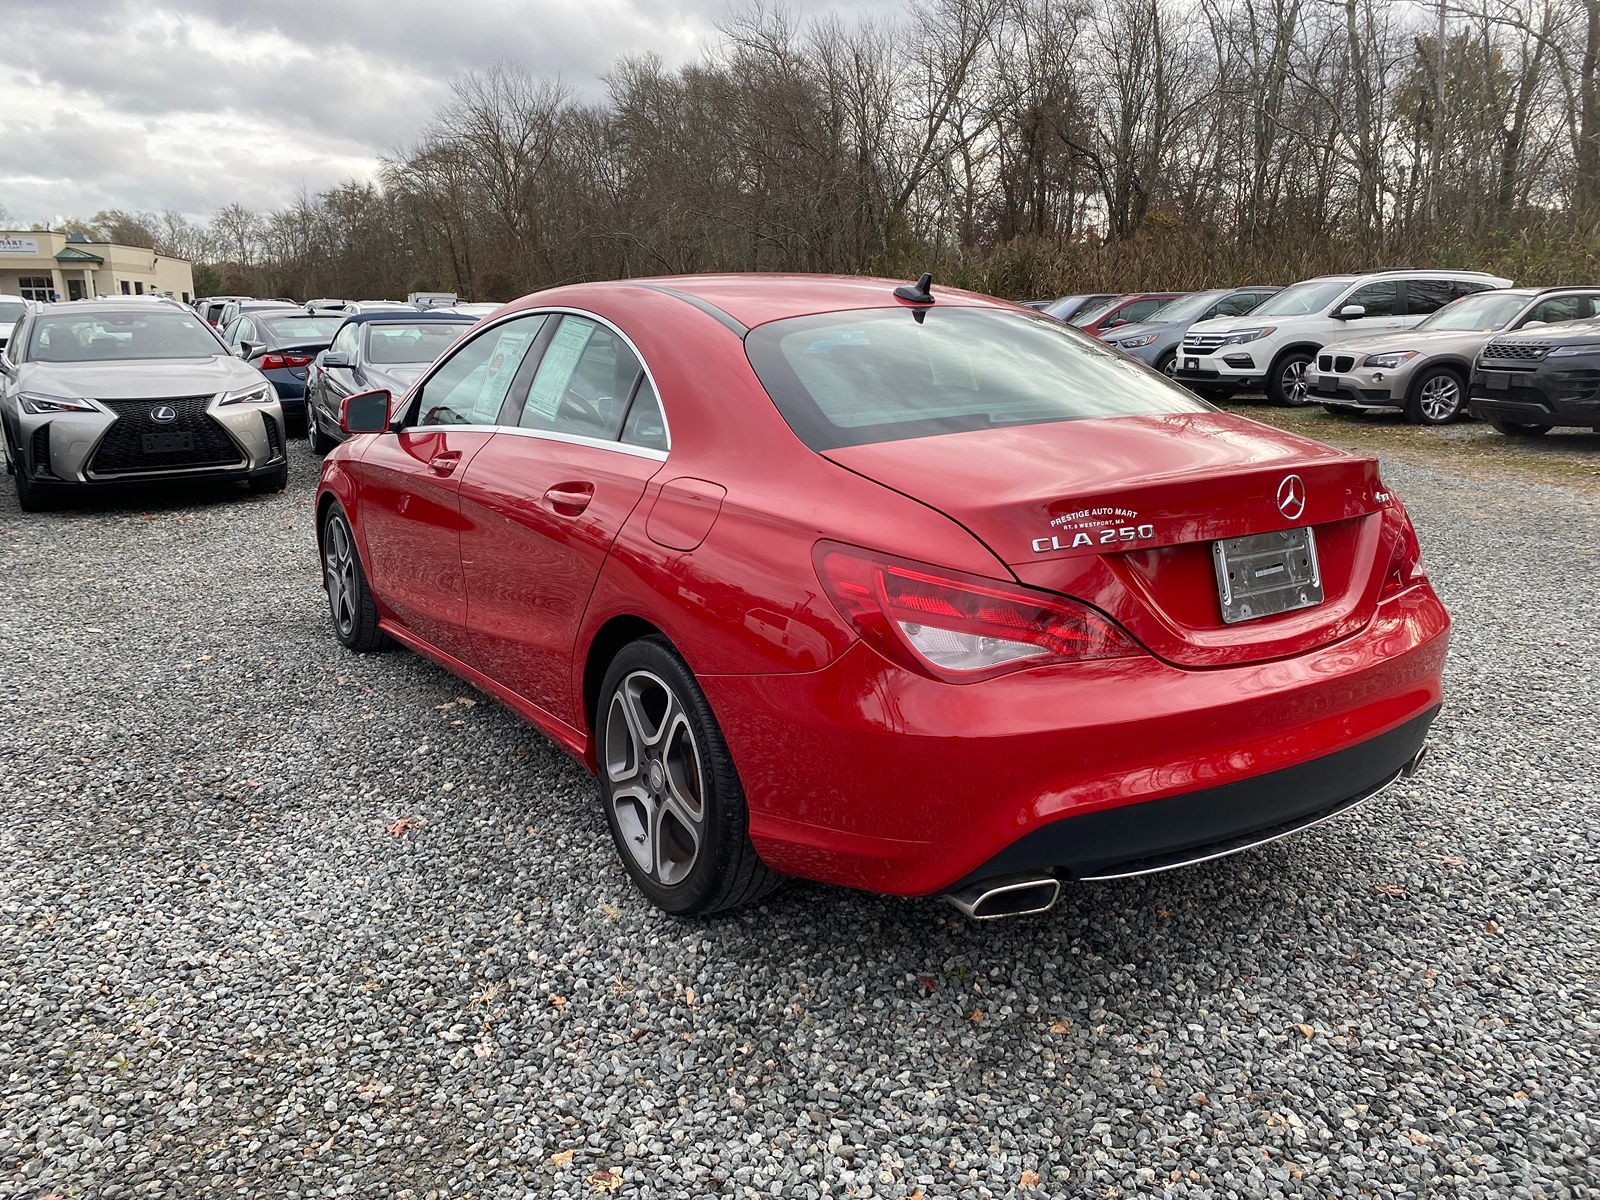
[219,382,275,405]
[1363,351,1419,369]
[1216,327,1276,347]
[1545,343,1600,357]
[1115,333,1159,348]
[17,391,98,415]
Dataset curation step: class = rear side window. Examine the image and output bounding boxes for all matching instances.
[1404,279,1454,315]
[746,307,1206,451]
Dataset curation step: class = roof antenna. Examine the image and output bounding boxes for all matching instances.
[894,272,935,304]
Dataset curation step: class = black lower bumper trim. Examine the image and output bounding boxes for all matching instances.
[1313,383,1398,408]
[952,707,1439,888]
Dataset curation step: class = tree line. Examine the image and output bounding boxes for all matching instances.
[39,0,1600,301]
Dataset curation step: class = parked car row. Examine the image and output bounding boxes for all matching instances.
[1034,268,1600,435]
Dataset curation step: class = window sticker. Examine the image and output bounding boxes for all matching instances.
[524,320,597,419]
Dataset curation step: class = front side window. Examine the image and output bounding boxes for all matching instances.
[28,311,222,362]
[1213,291,1265,317]
[414,315,545,427]
[330,323,360,359]
[1522,294,1600,325]
[747,306,1207,451]
[1116,298,1166,324]
[1344,281,1398,317]
[516,316,642,440]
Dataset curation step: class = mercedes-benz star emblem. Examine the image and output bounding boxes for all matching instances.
[1276,474,1306,520]
[150,405,177,424]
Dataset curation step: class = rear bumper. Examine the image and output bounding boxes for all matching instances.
[703,585,1450,895]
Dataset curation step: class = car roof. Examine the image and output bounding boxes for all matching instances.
[337,311,477,327]
[36,299,204,317]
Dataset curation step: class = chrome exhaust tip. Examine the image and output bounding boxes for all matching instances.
[1403,741,1430,778]
[944,873,1061,920]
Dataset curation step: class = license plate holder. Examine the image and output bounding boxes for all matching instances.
[1212,527,1324,624]
[1185,358,1198,372]
[1482,370,1510,391]
[141,431,193,454]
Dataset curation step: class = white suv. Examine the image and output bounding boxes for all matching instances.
[1173,269,1512,405]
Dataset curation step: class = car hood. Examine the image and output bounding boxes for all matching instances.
[1496,317,1600,346]
[365,364,427,393]
[15,355,266,400]
[1101,320,1173,343]
[1319,328,1494,357]
[1187,314,1288,335]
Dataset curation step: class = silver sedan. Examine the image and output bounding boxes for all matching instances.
[0,300,287,511]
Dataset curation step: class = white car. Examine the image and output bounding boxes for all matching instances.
[0,294,33,355]
[1173,269,1512,405]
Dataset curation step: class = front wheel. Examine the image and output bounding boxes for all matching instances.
[1269,352,1314,407]
[597,637,780,915]
[1155,350,1177,379]
[1405,367,1466,425]
[321,505,389,651]
[1489,418,1551,437]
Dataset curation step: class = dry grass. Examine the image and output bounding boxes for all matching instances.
[1227,398,1600,494]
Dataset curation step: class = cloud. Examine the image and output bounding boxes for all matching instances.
[1,0,905,223]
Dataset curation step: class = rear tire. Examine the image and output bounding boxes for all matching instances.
[321,505,389,652]
[1268,351,1315,407]
[1404,367,1466,425]
[597,637,781,915]
[1488,419,1551,437]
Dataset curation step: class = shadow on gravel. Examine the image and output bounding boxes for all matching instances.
[18,478,282,514]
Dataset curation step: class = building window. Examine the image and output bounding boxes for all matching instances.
[134,281,145,295]
[182,292,191,303]
[19,276,53,302]
[120,280,131,295]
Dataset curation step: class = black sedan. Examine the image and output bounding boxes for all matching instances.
[304,312,476,453]
[221,308,348,428]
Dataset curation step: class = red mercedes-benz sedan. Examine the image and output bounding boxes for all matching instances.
[313,273,1447,918]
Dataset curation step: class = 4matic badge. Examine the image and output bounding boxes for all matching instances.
[1031,505,1156,553]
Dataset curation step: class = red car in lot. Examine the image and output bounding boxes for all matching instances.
[314,273,1447,918]
[1067,291,1185,338]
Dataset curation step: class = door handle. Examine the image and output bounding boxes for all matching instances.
[429,451,463,475]
[543,482,595,516]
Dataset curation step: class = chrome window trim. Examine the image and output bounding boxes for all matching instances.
[399,305,672,457]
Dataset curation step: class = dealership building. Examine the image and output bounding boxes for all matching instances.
[0,230,196,303]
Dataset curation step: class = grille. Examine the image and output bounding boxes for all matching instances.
[262,412,283,459]
[1182,333,1228,353]
[30,425,53,477]
[1333,354,1356,373]
[88,395,242,477]
[1483,341,1549,362]
[1317,354,1332,371]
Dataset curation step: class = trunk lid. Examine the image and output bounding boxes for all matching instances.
[823,412,1392,668]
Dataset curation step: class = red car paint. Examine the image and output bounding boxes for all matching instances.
[316,274,1448,897]
[1072,292,1184,338]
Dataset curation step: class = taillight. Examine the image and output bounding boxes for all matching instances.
[1379,502,1426,599]
[814,541,1141,682]
[259,353,313,371]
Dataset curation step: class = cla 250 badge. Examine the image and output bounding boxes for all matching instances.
[1033,506,1156,553]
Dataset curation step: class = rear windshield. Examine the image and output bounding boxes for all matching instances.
[365,321,467,364]
[28,311,221,362]
[0,300,26,323]
[260,313,346,339]
[746,306,1207,450]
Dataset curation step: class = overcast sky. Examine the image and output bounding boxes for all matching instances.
[0,0,893,228]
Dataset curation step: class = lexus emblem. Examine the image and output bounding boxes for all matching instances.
[150,405,177,424]
[1276,474,1306,520]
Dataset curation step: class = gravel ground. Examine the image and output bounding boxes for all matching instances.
[1,440,1596,1199]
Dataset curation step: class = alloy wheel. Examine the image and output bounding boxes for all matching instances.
[604,670,705,888]
[1417,374,1461,422]
[323,515,359,638]
[1281,360,1309,404]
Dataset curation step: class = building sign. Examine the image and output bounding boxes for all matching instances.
[0,236,40,255]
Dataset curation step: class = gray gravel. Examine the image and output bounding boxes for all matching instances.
[0,442,1596,1199]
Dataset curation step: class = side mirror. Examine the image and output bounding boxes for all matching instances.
[236,340,263,359]
[339,388,392,435]
[1520,319,1548,328]
[322,351,353,369]
[1336,304,1367,320]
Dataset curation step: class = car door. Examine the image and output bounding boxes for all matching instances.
[456,313,668,727]
[353,314,547,661]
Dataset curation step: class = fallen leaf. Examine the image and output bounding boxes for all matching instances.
[1438,856,1467,867]
[551,1149,574,1168]
[917,974,937,995]
[1156,907,1171,918]
[909,1190,926,1200]
[1484,920,1501,935]
[969,1008,985,1023]
[1287,1164,1304,1181]
[386,817,419,837]
[1020,1169,1041,1188]
[588,1167,623,1193]
[1295,1023,1316,1039]
[550,995,568,1008]
[456,696,477,708]
[1048,1020,1070,1035]
[1373,883,1406,897]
